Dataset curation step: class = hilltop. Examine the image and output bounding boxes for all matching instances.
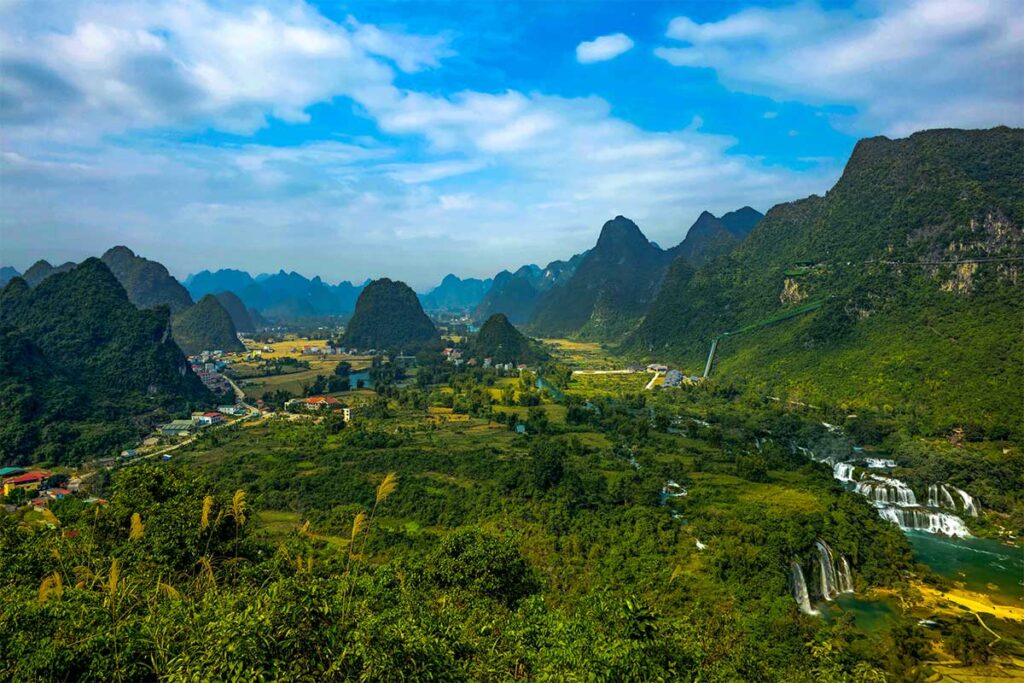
[474,254,585,325]
[529,216,672,340]
[171,294,246,356]
[101,246,194,313]
[419,274,493,313]
[341,278,437,350]
[472,313,548,365]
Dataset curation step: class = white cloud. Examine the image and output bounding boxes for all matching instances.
[655,0,1024,135]
[576,33,634,63]
[0,0,838,287]
[0,0,450,137]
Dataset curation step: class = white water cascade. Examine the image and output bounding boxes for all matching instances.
[854,475,917,506]
[864,458,896,468]
[950,486,979,517]
[878,507,971,538]
[838,556,854,594]
[927,484,957,509]
[833,463,857,482]
[815,540,840,600]
[791,561,819,615]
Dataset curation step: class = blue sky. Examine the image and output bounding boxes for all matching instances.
[1,0,1020,289]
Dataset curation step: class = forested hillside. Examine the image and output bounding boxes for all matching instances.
[629,127,1023,435]
[342,278,437,350]
[171,294,246,356]
[0,260,211,465]
[471,313,548,364]
[530,217,671,340]
[474,255,585,325]
[101,246,194,313]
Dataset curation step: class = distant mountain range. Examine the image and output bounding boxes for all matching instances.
[418,274,493,313]
[474,253,588,325]
[184,269,368,319]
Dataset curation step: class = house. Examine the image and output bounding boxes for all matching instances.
[120,449,138,459]
[341,407,353,422]
[483,358,493,369]
[0,467,25,479]
[2,470,50,496]
[47,488,71,500]
[160,419,196,437]
[661,370,684,388]
[286,396,342,412]
[192,412,224,426]
[218,405,247,417]
[646,363,668,373]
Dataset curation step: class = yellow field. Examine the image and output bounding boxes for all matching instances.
[568,372,650,396]
[540,338,621,369]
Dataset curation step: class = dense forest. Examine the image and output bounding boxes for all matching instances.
[342,278,438,350]
[0,260,212,465]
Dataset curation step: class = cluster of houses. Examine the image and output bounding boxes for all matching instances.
[283,396,354,421]
[441,348,525,372]
[158,405,242,438]
[189,352,233,393]
[1,468,80,510]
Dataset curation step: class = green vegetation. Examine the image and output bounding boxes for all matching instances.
[629,127,1024,435]
[0,259,212,465]
[530,216,670,340]
[342,278,438,350]
[212,290,256,332]
[101,246,194,314]
[471,313,548,364]
[171,294,245,356]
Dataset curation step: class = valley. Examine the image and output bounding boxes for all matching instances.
[1,126,1021,682]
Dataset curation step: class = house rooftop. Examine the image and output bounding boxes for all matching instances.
[3,471,50,485]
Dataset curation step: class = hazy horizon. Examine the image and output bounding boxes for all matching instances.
[2,0,1020,288]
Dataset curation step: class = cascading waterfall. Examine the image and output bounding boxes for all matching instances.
[855,475,917,506]
[927,484,957,509]
[833,463,857,482]
[950,486,979,517]
[815,540,840,600]
[837,556,854,594]
[864,458,896,468]
[800,442,975,538]
[790,561,818,615]
[878,508,971,538]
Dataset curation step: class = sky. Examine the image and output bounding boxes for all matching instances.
[1,0,1020,290]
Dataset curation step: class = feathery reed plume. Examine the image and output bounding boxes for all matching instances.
[200,495,214,530]
[376,472,399,504]
[230,490,247,527]
[670,564,685,584]
[41,508,60,527]
[107,558,120,596]
[38,572,63,603]
[129,512,145,540]
[350,512,367,546]
[157,579,181,601]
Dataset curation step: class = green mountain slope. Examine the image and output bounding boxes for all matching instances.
[530,216,671,340]
[342,278,437,350]
[21,260,76,287]
[629,126,1023,435]
[472,314,548,364]
[171,294,245,356]
[213,291,256,333]
[474,255,585,325]
[101,246,194,313]
[0,260,212,465]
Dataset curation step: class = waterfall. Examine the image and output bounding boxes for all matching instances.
[950,486,979,516]
[791,561,819,615]
[815,540,840,600]
[833,463,856,482]
[878,507,971,538]
[864,458,896,468]
[837,556,854,593]
[855,475,917,506]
